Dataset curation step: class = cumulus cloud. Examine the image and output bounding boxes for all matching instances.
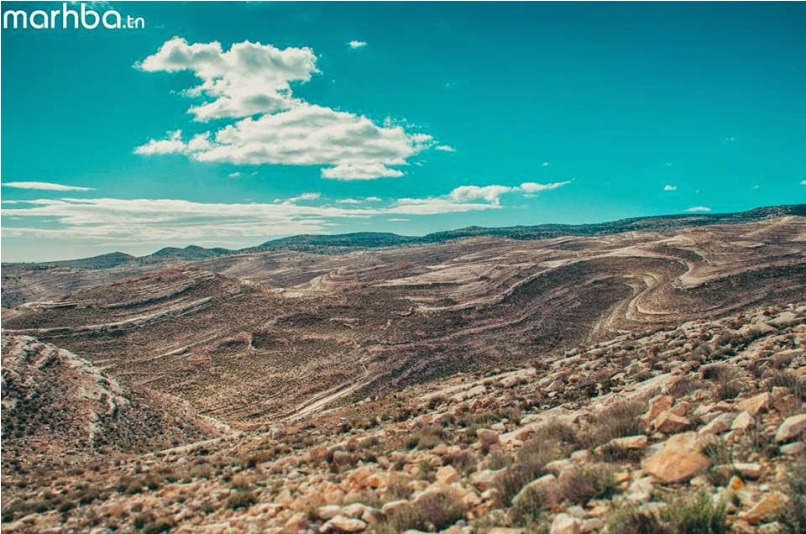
[136,38,434,179]
[347,40,367,49]
[2,181,94,192]
[685,206,712,213]
[449,185,514,205]
[138,37,317,120]
[663,184,677,191]
[435,145,456,152]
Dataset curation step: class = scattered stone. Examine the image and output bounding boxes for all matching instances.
[732,411,755,432]
[318,505,342,520]
[551,512,582,534]
[699,413,735,435]
[607,435,648,450]
[471,469,499,491]
[775,414,806,442]
[477,428,500,448]
[320,515,366,532]
[436,465,460,485]
[780,441,805,456]
[642,448,710,483]
[737,393,771,416]
[655,411,690,434]
[645,395,674,423]
[626,477,654,503]
[739,493,788,524]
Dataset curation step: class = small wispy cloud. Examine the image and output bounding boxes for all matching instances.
[347,40,367,49]
[228,172,242,179]
[685,206,712,213]
[800,179,806,186]
[283,192,321,203]
[542,162,550,167]
[663,184,677,192]
[3,181,94,192]
[435,145,456,152]
[388,218,409,222]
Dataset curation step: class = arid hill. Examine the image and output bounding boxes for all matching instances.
[1,210,805,532]
[3,215,804,427]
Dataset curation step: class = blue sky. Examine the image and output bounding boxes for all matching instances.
[2,2,805,261]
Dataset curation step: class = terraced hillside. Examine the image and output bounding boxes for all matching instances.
[3,215,804,429]
[2,303,805,533]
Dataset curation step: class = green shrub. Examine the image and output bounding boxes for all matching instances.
[778,455,806,532]
[606,505,671,534]
[663,492,728,534]
[225,491,256,510]
[509,484,545,527]
[557,465,618,504]
[141,518,176,534]
[379,489,467,532]
[586,400,646,446]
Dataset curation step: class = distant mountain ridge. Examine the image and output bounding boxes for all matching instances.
[15,204,806,268]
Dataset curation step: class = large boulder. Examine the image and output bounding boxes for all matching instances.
[642,448,710,483]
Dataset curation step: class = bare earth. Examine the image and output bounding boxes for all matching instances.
[1,214,805,533]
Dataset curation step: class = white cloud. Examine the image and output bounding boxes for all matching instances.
[136,38,435,180]
[138,37,317,120]
[449,185,514,205]
[800,179,806,186]
[347,40,367,49]
[435,145,456,152]
[542,162,549,167]
[2,181,570,246]
[2,181,94,192]
[685,206,712,213]
[388,218,409,222]
[321,163,405,180]
[663,184,677,192]
[519,181,570,194]
[228,172,243,179]
[283,192,321,203]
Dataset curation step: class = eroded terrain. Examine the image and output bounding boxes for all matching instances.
[1,213,805,532]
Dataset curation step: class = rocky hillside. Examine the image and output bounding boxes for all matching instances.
[3,217,804,430]
[1,304,804,533]
[1,336,221,473]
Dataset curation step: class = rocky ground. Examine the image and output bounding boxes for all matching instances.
[2,304,804,533]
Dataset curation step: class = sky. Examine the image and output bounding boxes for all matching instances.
[2,1,805,262]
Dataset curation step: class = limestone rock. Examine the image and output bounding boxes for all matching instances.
[320,515,367,532]
[477,428,500,448]
[775,414,806,442]
[471,469,499,491]
[737,393,771,416]
[655,411,690,434]
[739,493,788,524]
[436,465,460,485]
[642,448,710,483]
[551,512,582,534]
[698,413,735,435]
[645,395,674,424]
[607,435,648,450]
[732,411,755,431]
